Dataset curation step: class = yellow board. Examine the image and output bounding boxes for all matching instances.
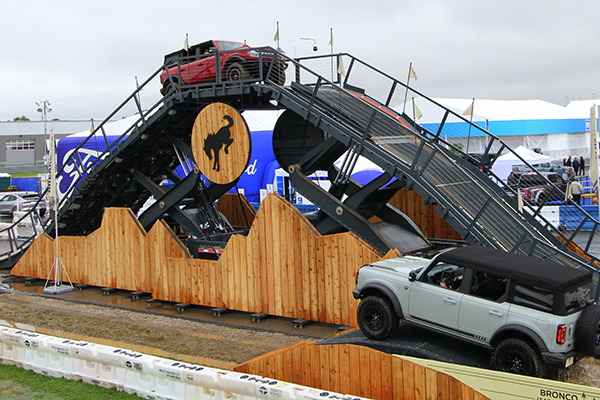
[401,355,600,400]
[191,103,251,184]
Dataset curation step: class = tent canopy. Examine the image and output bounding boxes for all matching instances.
[491,145,552,182]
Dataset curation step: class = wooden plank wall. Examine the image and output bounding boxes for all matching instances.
[11,210,189,293]
[233,342,490,400]
[11,194,399,326]
[216,193,256,227]
[154,194,401,325]
[385,189,463,241]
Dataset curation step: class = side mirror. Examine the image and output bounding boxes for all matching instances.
[209,47,218,53]
[409,270,418,282]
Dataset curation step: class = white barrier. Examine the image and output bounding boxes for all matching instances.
[0,327,369,400]
[0,328,42,366]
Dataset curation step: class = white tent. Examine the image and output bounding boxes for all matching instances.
[491,145,552,182]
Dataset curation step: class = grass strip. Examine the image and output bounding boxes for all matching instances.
[0,363,137,399]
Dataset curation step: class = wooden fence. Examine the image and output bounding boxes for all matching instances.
[11,194,399,326]
[234,342,490,400]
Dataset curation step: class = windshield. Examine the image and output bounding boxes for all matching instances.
[215,41,245,51]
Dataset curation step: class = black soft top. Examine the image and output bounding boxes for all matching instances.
[436,246,592,291]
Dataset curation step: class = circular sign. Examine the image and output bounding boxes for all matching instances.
[191,103,251,185]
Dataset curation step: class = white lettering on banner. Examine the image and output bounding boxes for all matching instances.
[58,148,108,196]
[245,159,258,175]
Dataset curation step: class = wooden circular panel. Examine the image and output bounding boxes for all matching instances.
[192,103,251,185]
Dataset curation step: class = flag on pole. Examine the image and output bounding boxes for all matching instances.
[90,118,94,133]
[337,57,346,77]
[413,101,423,120]
[184,34,189,51]
[135,76,140,90]
[328,29,334,46]
[273,25,279,42]
[462,101,474,117]
[409,64,418,81]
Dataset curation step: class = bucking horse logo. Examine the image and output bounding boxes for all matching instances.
[203,115,234,171]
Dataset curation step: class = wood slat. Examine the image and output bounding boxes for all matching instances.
[13,194,396,326]
[233,342,492,400]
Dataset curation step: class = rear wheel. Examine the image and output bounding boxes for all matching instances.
[226,62,248,82]
[576,303,600,358]
[357,295,399,341]
[492,338,544,377]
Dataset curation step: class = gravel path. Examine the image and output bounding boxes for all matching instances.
[0,292,308,369]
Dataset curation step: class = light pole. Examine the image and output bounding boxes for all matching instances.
[294,37,318,57]
[36,100,52,187]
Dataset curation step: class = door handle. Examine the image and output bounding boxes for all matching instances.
[443,298,456,305]
[489,310,503,317]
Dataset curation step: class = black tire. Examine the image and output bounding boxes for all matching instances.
[226,62,248,82]
[357,295,399,341]
[492,338,544,377]
[575,303,600,358]
[161,81,179,96]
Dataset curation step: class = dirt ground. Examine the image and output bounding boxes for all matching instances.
[0,292,309,370]
[1,291,600,388]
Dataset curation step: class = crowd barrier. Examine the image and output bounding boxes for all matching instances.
[0,326,367,400]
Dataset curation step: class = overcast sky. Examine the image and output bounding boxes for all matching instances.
[2,0,599,121]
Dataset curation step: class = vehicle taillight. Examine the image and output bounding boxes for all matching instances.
[525,190,530,200]
[557,324,567,344]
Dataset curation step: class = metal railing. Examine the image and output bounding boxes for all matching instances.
[275,51,599,271]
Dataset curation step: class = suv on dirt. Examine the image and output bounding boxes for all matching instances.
[160,40,287,94]
[353,246,600,376]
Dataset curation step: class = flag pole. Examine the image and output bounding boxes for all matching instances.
[43,128,73,294]
[329,28,334,82]
[402,62,414,115]
[465,98,475,154]
[590,105,599,224]
[273,22,280,49]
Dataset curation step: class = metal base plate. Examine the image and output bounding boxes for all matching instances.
[43,285,74,295]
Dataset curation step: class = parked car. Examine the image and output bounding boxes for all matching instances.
[507,172,567,205]
[532,161,566,177]
[353,245,599,376]
[160,40,287,94]
[0,192,46,217]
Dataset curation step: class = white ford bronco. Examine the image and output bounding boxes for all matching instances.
[353,245,600,376]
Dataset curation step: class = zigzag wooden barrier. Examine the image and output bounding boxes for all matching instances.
[11,193,399,326]
[233,342,491,400]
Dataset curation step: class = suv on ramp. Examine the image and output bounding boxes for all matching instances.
[160,40,286,94]
[353,246,599,376]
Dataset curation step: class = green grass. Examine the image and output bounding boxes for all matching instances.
[7,171,43,178]
[0,363,138,399]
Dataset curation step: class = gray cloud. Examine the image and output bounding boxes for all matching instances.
[2,0,599,121]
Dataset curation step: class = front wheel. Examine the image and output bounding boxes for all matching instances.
[492,338,544,377]
[226,62,248,82]
[357,295,399,341]
[161,81,179,96]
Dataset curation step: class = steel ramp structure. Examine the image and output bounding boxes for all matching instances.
[0,46,597,277]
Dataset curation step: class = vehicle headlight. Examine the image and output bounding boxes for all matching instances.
[248,50,260,58]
